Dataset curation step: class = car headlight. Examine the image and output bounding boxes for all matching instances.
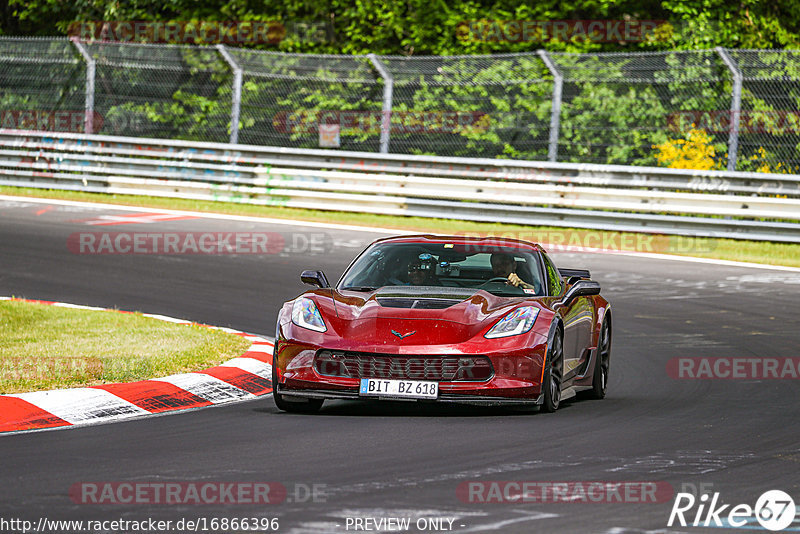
[291,297,327,332]
[485,306,539,339]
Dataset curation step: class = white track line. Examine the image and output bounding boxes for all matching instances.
[0,194,410,234]
[151,373,255,403]
[244,343,274,354]
[139,312,191,323]
[9,388,150,424]
[50,302,109,311]
[2,194,798,272]
[217,357,272,379]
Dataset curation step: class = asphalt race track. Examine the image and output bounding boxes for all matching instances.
[1,196,799,533]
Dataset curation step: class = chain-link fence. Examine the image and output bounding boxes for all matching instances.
[1,37,798,171]
[0,38,86,132]
[84,41,233,141]
[376,53,552,159]
[230,49,382,151]
[551,50,732,166]
[727,49,800,173]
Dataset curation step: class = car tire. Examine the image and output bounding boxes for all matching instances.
[272,346,323,414]
[541,329,563,413]
[589,317,611,400]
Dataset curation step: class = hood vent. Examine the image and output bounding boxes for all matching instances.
[376,297,460,310]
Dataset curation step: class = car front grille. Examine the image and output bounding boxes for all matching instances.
[314,351,493,382]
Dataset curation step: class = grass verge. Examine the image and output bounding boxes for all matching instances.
[0,299,251,394]
[2,186,799,268]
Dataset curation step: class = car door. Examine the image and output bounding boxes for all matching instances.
[561,293,594,381]
[542,253,592,383]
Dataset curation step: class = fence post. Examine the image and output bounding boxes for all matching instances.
[537,50,563,163]
[368,54,393,154]
[70,38,95,135]
[716,47,742,172]
[217,44,243,145]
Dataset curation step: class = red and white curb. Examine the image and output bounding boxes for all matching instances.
[0,297,273,434]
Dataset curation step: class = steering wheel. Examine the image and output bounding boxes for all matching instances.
[478,276,511,288]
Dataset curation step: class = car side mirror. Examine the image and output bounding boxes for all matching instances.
[300,270,329,288]
[558,268,591,285]
[558,279,600,307]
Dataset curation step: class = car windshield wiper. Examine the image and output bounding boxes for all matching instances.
[341,286,378,292]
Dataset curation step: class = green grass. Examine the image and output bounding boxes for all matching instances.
[2,185,799,268]
[0,299,251,394]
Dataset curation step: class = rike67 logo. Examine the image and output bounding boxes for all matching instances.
[668,490,797,531]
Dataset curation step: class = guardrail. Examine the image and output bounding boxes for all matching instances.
[1,129,799,243]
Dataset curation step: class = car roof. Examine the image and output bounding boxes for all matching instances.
[369,234,545,253]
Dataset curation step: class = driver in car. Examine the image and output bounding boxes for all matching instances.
[407,255,438,286]
[490,253,538,291]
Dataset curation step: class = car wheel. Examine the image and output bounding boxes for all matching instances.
[589,318,611,399]
[541,329,563,413]
[272,347,323,414]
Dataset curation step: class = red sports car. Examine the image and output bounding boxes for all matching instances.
[272,235,611,413]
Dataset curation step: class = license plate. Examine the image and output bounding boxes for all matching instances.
[359,378,438,399]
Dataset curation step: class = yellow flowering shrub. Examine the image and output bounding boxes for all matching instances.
[653,127,723,171]
[744,147,797,174]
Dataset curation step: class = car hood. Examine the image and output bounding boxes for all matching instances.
[326,286,538,345]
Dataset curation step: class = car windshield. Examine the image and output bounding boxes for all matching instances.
[339,242,544,296]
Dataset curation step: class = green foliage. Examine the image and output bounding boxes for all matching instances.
[1,1,799,169]
[560,83,671,165]
[5,0,800,53]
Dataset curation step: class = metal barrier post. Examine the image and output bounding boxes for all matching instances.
[70,38,96,135]
[717,47,743,172]
[368,54,393,154]
[217,44,243,145]
[537,50,563,163]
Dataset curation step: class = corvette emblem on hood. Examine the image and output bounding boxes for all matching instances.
[391,329,416,339]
